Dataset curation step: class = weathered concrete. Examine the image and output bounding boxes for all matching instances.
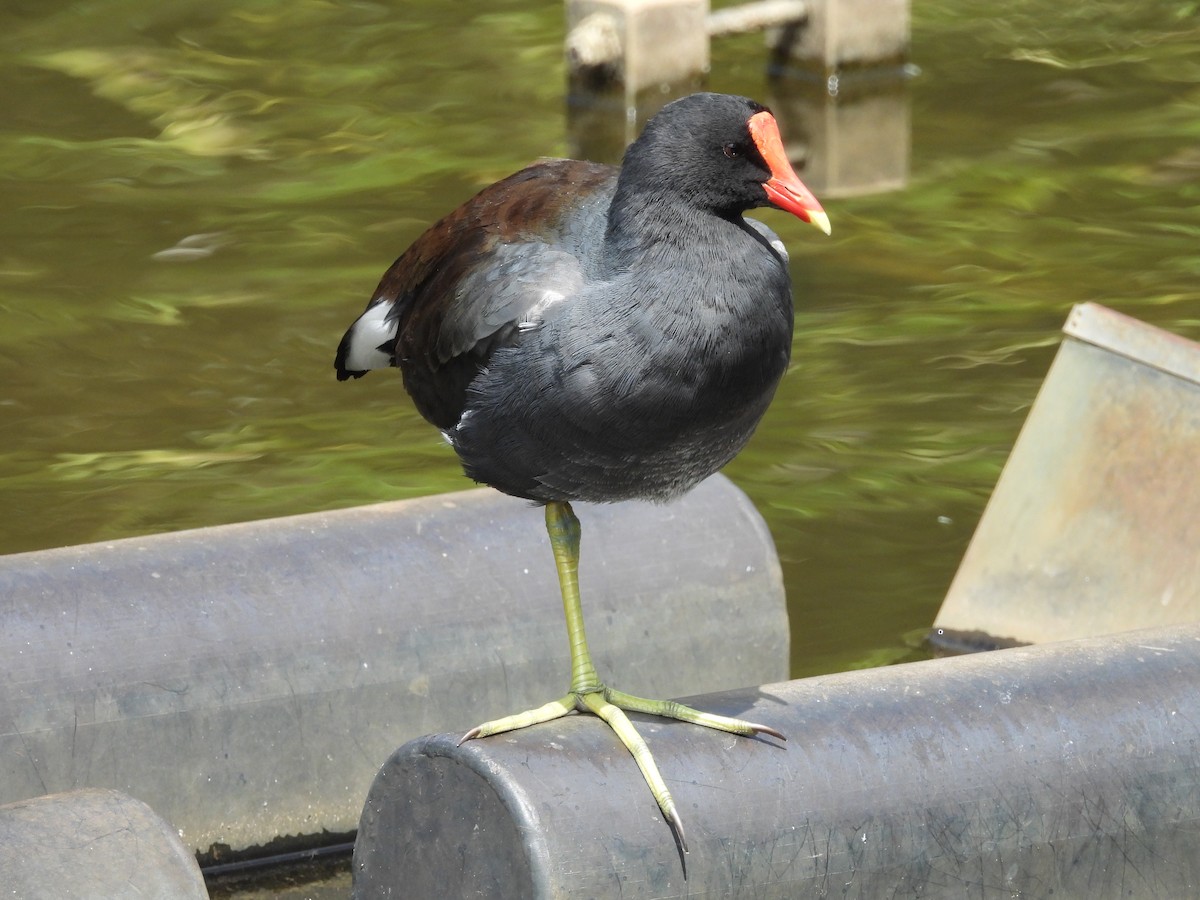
[564,0,912,197]
[935,303,1200,650]
[0,789,209,899]
[565,0,910,90]
[708,0,808,38]
[768,0,909,74]
[355,623,1200,899]
[567,0,709,92]
[0,474,787,856]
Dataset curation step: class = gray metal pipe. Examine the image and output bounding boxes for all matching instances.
[355,622,1200,898]
[0,474,787,856]
[0,789,208,899]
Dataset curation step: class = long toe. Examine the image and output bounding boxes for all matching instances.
[604,688,786,741]
[578,690,688,853]
[459,695,577,744]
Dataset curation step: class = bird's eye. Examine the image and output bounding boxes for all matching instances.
[722,142,742,159]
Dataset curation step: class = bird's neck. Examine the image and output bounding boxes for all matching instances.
[603,191,743,271]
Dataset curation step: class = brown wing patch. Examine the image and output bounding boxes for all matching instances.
[367,158,615,428]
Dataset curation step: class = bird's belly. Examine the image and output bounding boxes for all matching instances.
[450,328,790,504]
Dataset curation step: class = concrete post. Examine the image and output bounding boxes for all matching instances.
[566,0,709,93]
[564,0,912,198]
[767,0,910,75]
[565,0,910,91]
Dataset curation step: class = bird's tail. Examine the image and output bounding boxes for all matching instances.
[334,297,399,381]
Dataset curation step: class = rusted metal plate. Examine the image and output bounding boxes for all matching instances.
[933,303,1200,649]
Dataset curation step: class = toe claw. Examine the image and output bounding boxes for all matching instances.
[458,726,482,745]
[665,804,688,855]
[750,722,787,742]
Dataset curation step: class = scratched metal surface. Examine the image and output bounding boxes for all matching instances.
[356,622,1200,898]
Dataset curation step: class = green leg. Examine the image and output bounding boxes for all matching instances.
[461,500,785,852]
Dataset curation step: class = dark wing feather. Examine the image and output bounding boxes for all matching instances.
[370,158,615,429]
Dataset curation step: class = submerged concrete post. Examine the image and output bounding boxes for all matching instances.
[354,623,1200,898]
[564,0,912,196]
[564,0,910,90]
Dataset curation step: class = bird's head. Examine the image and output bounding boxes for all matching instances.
[621,92,831,235]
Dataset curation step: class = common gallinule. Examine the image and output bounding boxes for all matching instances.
[335,92,829,849]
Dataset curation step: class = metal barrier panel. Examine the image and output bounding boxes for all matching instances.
[935,303,1200,649]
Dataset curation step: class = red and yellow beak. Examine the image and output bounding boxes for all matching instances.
[748,110,831,236]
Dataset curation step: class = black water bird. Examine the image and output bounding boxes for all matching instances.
[334,92,830,849]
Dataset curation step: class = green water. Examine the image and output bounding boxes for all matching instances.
[2,0,1198,691]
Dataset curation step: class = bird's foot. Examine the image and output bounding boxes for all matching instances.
[460,686,785,854]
